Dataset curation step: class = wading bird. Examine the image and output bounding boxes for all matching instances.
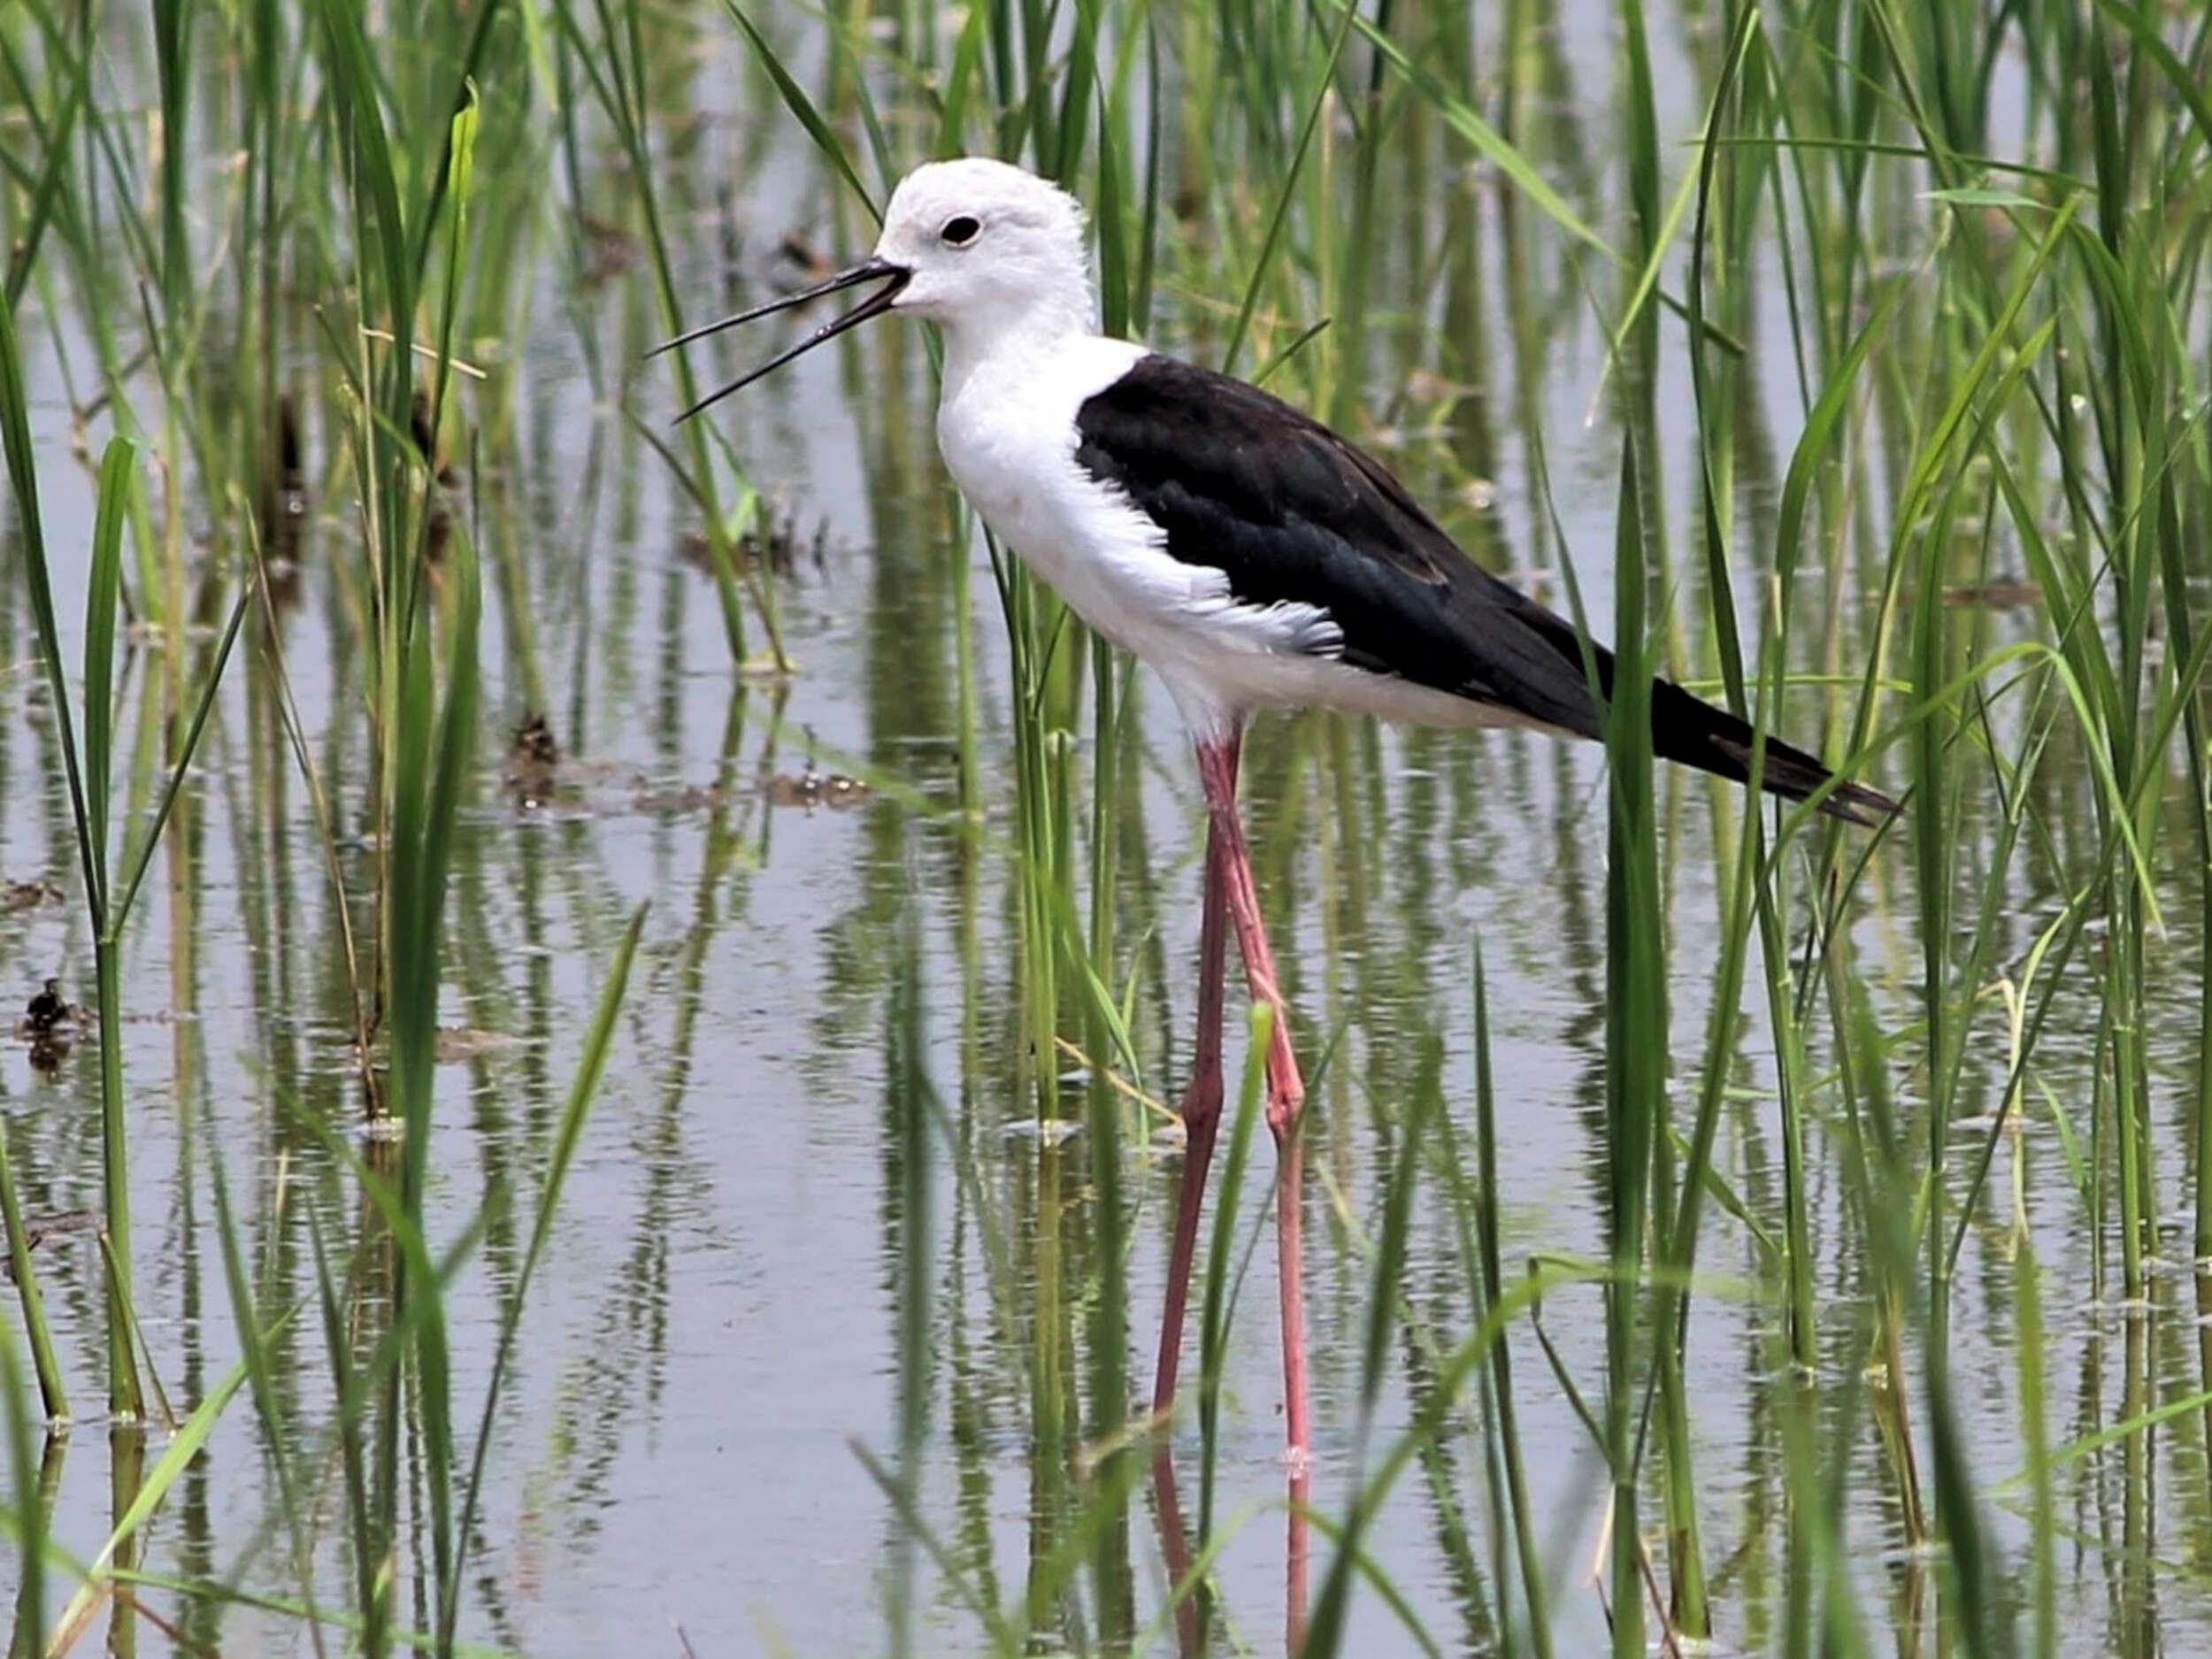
[657,157,1893,1474]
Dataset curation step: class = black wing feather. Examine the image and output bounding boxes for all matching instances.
[1072,355,1893,825]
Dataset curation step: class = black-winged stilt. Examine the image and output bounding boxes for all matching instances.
[657,156,1894,1478]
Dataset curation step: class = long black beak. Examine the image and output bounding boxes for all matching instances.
[651,258,911,425]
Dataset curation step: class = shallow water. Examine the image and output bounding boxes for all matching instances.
[4,6,2212,1657]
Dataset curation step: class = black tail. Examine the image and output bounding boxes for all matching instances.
[1648,678,1896,827]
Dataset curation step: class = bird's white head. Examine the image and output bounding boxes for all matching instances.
[872,158,1094,342]
[657,157,1097,422]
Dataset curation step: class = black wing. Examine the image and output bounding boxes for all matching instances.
[1072,354,1893,825]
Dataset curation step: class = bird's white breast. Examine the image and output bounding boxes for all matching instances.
[937,335,1218,640]
[935,334,1347,733]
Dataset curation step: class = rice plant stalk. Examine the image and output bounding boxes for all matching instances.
[0,1119,64,1423]
[81,441,144,1423]
[205,1154,323,1644]
[1466,944,1551,1657]
[1604,0,1670,1640]
[310,13,488,1643]
[2,1336,50,1653]
[1600,428,1663,1659]
[0,308,81,1421]
[886,882,935,1657]
[0,396,215,1417]
[1079,640,1133,1633]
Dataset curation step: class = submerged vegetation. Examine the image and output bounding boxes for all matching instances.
[0,0,2209,1655]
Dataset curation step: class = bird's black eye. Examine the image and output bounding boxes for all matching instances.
[940,215,981,246]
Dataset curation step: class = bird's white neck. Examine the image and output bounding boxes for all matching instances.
[934,289,1096,405]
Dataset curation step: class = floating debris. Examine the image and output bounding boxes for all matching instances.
[577,211,641,286]
[1944,580,2041,610]
[2,879,62,914]
[2,1210,101,1279]
[18,979,88,1040]
[506,712,563,807]
[436,1027,521,1064]
[765,763,870,812]
[678,503,829,580]
[410,388,462,490]
[18,979,88,1070]
[633,782,726,816]
[411,388,461,566]
[257,392,309,568]
[1002,1118,1084,1148]
[511,713,560,767]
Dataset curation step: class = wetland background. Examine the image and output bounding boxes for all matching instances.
[3,0,2212,1655]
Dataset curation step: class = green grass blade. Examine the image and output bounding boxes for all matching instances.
[725,4,882,221]
[1220,0,1355,377]
[0,273,97,921]
[110,582,253,929]
[0,1119,67,1422]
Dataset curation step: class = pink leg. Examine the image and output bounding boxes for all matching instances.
[1151,1447,1203,1656]
[1153,778,1230,1657]
[1153,820,1229,1421]
[1192,733,1310,1475]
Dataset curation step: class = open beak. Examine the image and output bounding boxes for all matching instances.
[650,258,911,425]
